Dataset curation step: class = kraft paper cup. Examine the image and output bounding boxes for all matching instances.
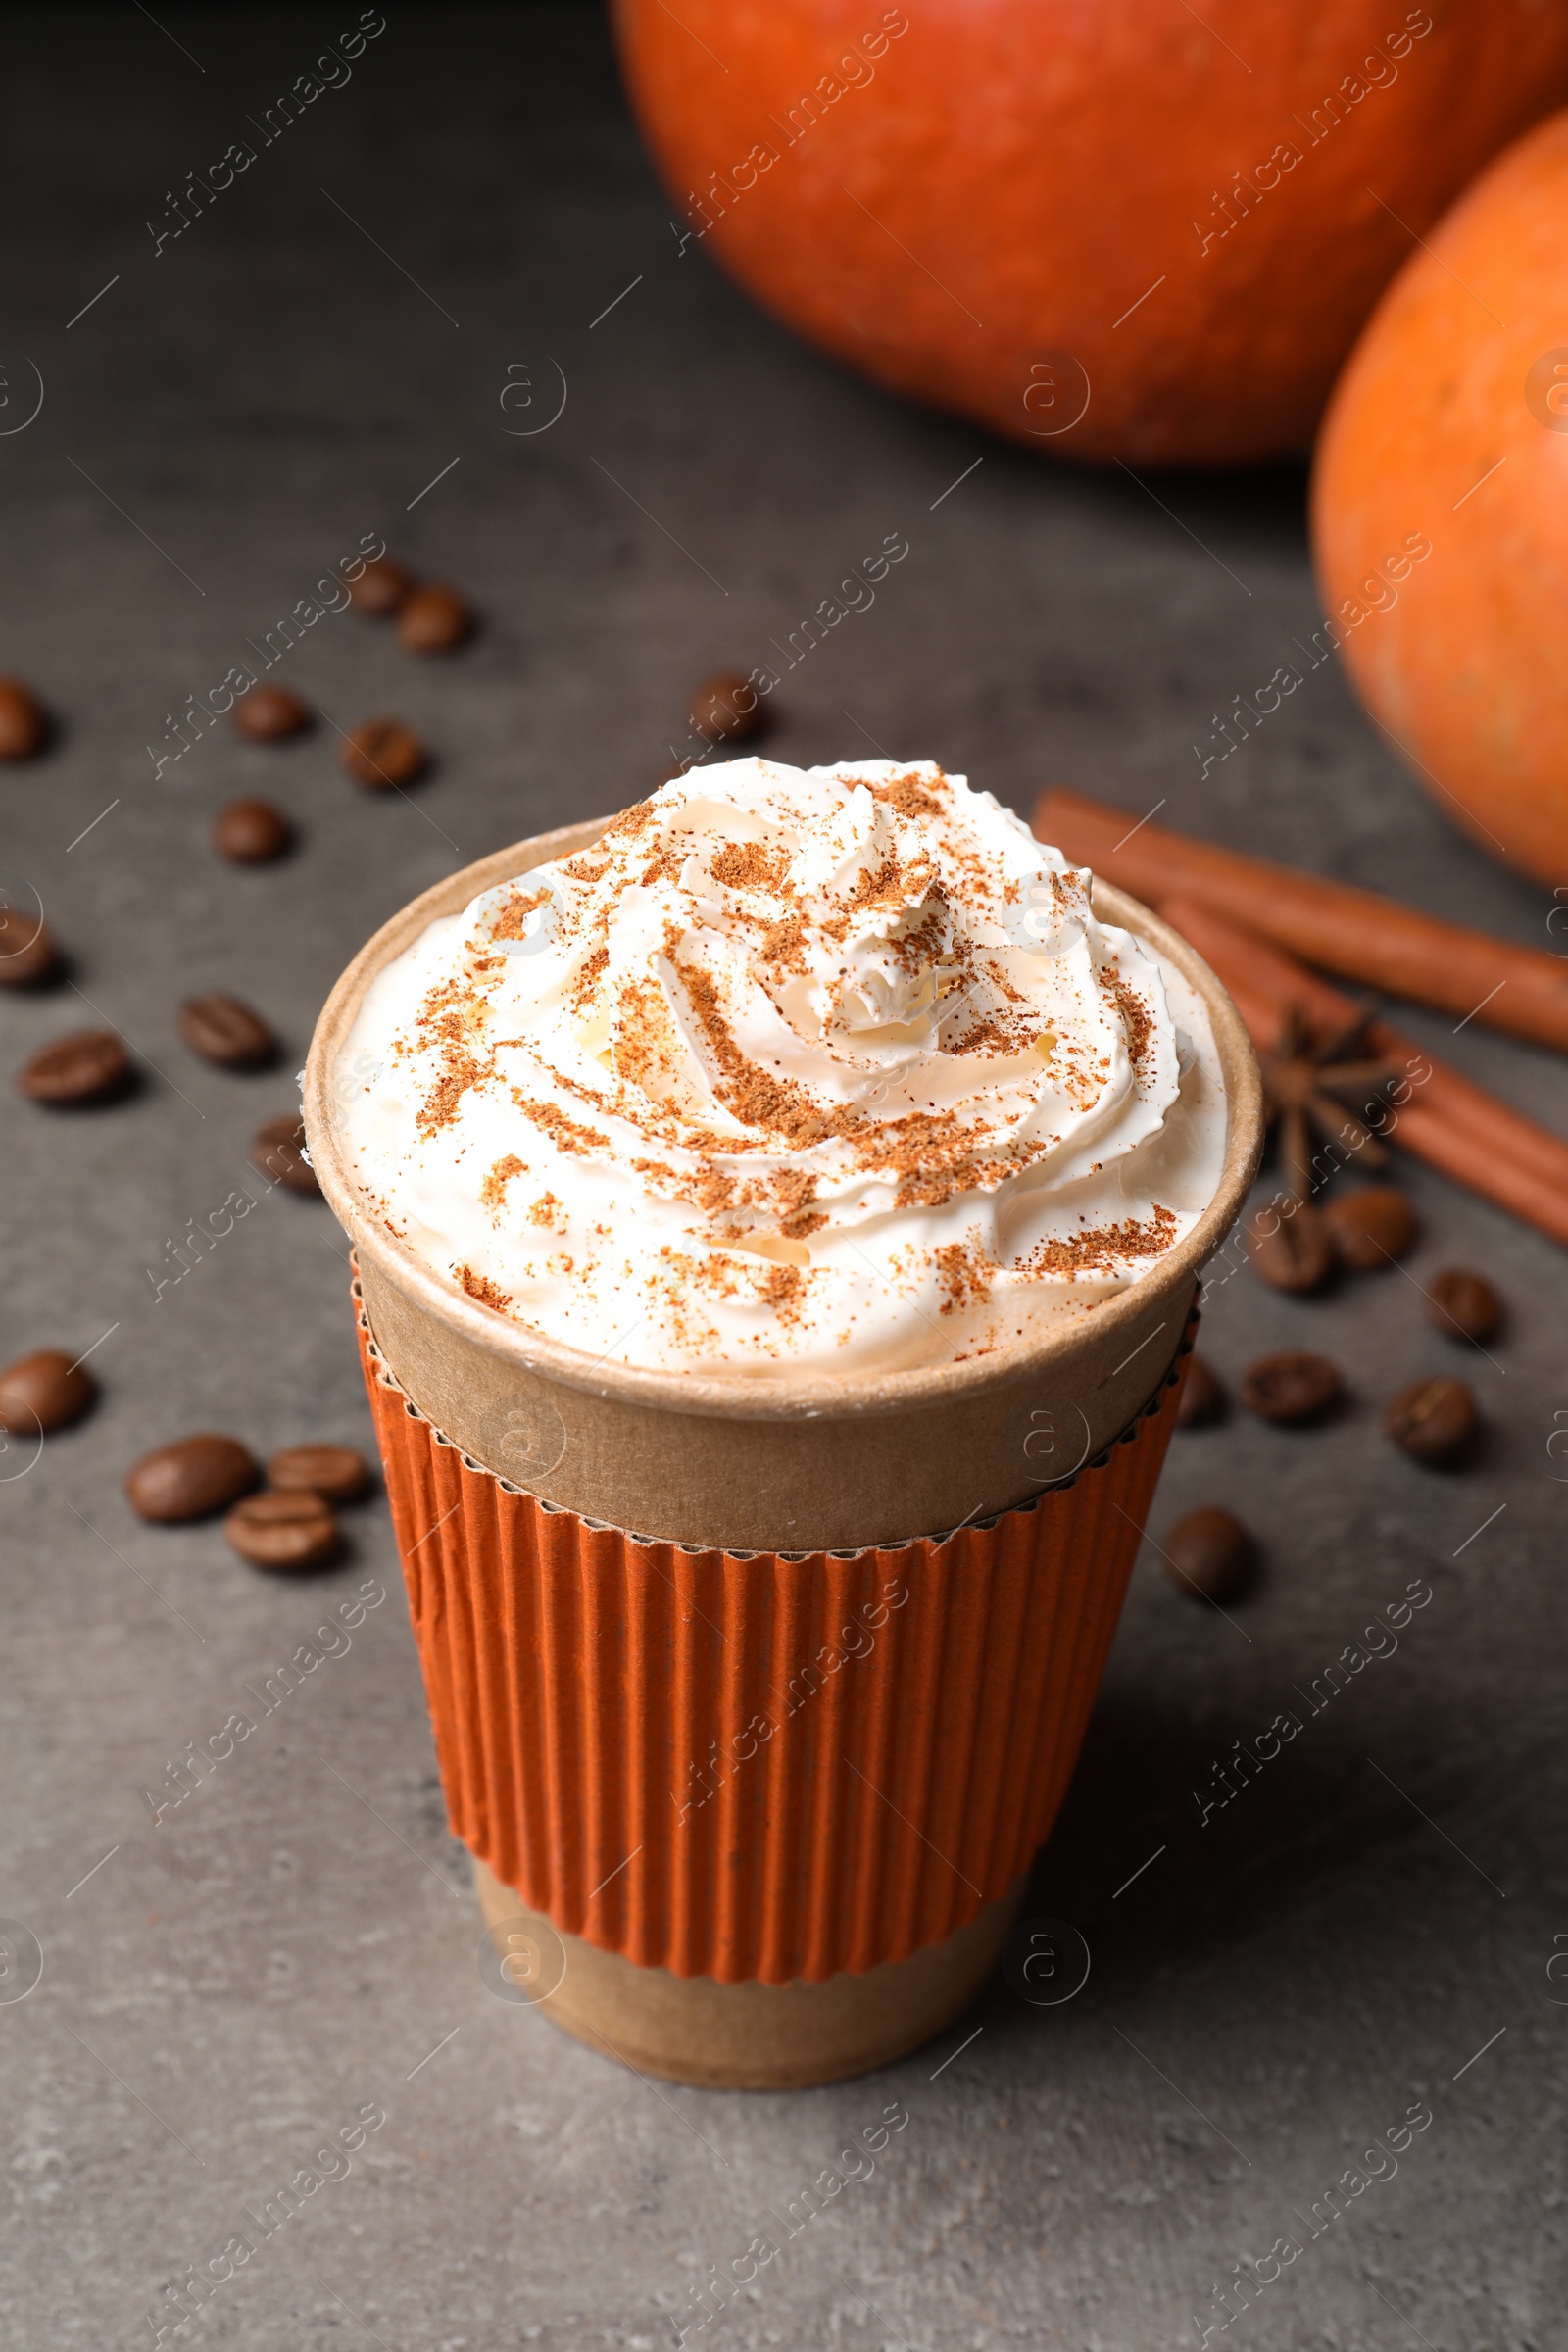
[306,814,1262,2087]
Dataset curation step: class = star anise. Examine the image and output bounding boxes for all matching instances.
[1259,1002,1405,1203]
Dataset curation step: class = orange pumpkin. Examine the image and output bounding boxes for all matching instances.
[1312,109,1568,886]
[612,1,1568,467]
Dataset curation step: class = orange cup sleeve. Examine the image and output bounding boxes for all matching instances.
[356,1277,1194,1984]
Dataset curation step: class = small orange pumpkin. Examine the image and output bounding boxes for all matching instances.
[1313,108,1568,885]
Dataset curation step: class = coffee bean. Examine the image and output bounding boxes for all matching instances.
[233,684,310,742]
[224,1488,341,1571]
[252,1112,319,1195]
[350,555,412,614]
[341,719,425,789]
[689,670,765,745]
[126,1434,259,1523]
[1324,1185,1418,1272]
[1176,1352,1225,1429]
[180,994,276,1070]
[1240,1349,1343,1426]
[1246,1200,1336,1294]
[0,678,47,760]
[1162,1506,1258,1603]
[1429,1268,1502,1345]
[1385,1376,1477,1466]
[0,1349,96,1436]
[0,906,60,987]
[214,798,294,863]
[268,1444,371,1504]
[18,1030,131,1106]
[397,583,472,654]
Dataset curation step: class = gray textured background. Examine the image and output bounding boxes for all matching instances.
[2,8,1564,2347]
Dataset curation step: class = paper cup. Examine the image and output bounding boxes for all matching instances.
[306,815,1261,2086]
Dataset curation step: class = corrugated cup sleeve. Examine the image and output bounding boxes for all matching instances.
[357,1277,1192,1984]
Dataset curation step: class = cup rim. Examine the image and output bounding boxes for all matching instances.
[304,809,1263,1425]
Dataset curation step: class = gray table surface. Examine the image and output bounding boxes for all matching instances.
[3,9,1563,2347]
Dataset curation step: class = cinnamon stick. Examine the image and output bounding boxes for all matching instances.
[1161,893,1568,1250]
[1035,787,1568,1054]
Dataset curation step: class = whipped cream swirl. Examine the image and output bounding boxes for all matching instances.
[337,760,1227,1373]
